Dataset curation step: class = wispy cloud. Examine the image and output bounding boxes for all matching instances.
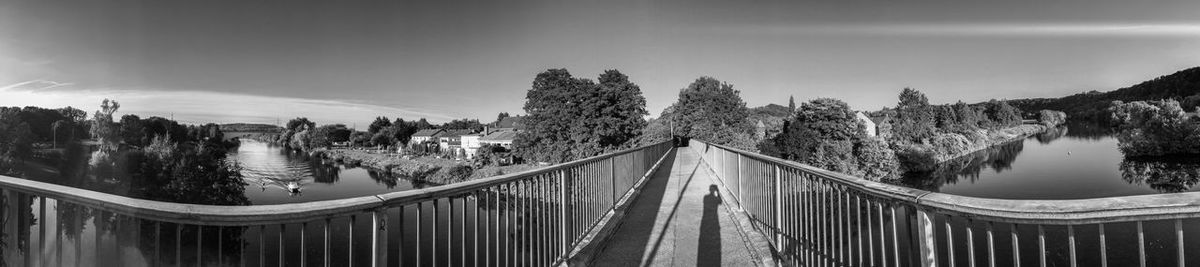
[0,81,455,127]
[718,23,1200,37]
[0,79,74,91]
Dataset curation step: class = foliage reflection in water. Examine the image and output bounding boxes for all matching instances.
[897,122,1200,199]
[231,140,437,205]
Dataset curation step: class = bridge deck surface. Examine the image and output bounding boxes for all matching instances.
[593,148,757,266]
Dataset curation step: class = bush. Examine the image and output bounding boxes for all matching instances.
[1109,100,1200,156]
[444,165,475,182]
[853,138,900,180]
[894,144,938,172]
[1037,110,1067,127]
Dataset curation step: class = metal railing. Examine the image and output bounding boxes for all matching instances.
[0,141,672,267]
[690,139,1200,267]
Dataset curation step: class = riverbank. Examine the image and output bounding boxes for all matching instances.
[896,124,1047,172]
[936,124,1047,162]
[315,148,542,184]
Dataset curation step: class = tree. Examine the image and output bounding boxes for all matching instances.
[899,87,930,107]
[1183,93,1200,112]
[496,112,510,124]
[350,131,371,147]
[891,88,937,143]
[1037,110,1067,127]
[442,118,485,132]
[414,118,433,129]
[119,114,145,146]
[768,98,899,181]
[664,76,751,147]
[788,95,796,111]
[286,117,315,132]
[89,99,121,179]
[473,144,511,166]
[368,116,392,134]
[1107,100,1200,156]
[982,100,1022,129]
[514,69,648,163]
[953,101,981,130]
[309,124,351,149]
[0,108,34,174]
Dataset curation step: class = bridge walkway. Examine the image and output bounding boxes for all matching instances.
[592,148,761,266]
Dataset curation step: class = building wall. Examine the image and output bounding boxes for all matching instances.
[462,135,481,149]
[855,112,877,137]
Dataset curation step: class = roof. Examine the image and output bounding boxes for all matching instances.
[436,129,475,138]
[480,130,519,142]
[412,129,443,137]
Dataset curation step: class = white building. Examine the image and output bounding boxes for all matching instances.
[479,130,518,149]
[855,111,877,137]
[461,134,482,159]
[410,129,443,144]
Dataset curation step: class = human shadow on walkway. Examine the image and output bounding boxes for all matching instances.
[592,151,679,266]
[698,184,723,266]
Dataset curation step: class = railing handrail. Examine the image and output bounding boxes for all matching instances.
[0,141,672,226]
[694,139,1200,225]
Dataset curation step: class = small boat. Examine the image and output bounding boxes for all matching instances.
[286,181,302,193]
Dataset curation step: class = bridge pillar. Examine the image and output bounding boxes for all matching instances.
[916,209,938,267]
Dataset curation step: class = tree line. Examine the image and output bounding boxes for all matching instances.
[0,100,249,205]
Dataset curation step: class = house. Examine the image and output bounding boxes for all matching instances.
[855,111,877,137]
[460,133,483,159]
[479,130,519,149]
[410,129,443,144]
[436,129,476,151]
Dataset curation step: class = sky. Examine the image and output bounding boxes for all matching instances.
[3,0,1200,127]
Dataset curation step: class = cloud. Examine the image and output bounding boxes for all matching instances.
[0,79,73,91]
[716,23,1200,37]
[0,81,455,127]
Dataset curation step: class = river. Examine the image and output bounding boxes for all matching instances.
[230,140,436,205]
[898,122,1200,199]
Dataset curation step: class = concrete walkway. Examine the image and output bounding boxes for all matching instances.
[593,148,757,266]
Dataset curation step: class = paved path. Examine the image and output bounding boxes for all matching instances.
[593,148,757,266]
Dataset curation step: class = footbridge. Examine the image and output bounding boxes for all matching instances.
[3,140,1200,266]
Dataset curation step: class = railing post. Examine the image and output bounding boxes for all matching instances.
[559,169,568,262]
[610,156,617,209]
[373,208,387,267]
[916,208,938,267]
[774,164,783,249]
[737,152,744,205]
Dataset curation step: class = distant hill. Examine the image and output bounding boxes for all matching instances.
[1009,67,1200,121]
[748,103,792,139]
[750,103,792,118]
[219,123,282,133]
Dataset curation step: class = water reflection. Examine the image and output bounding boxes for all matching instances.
[1062,121,1114,141]
[899,122,1200,197]
[1034,125,1068,144]
[0,186,559,266]
[898,140,1024,191]
[231,140,438,205]
[1120,156,1200,193]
